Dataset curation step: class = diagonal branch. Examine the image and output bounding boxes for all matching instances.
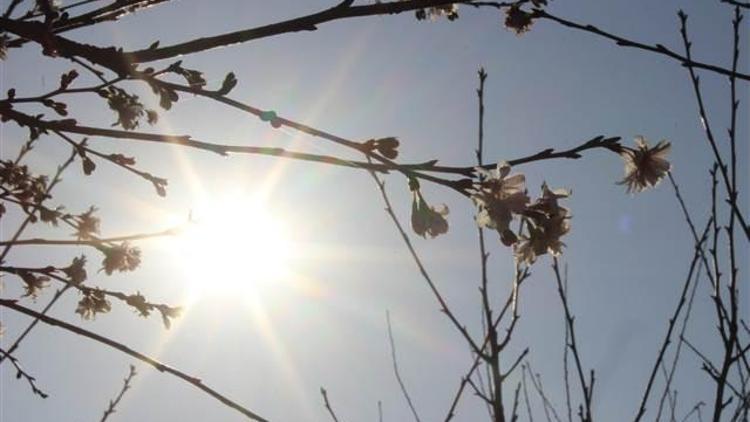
[0,347,49,398]
[0,299,268,422]
[386,312,422,422]
[532,9,750,82]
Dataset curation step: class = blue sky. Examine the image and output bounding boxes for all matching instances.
[1,1,748,421]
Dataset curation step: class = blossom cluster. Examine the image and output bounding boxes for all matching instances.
[410,179,449,238]
[471,163,570,264]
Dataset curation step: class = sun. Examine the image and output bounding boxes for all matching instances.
[171,193,296,303]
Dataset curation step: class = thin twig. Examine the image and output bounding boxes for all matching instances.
[445,350,484,421]
[562,264,573,422]
[0,286,71,365]
[100,365,137,422]
[386,312,422,422]
[0,347,48,398]
[656,261,704,421]
[551,258,592,422]
[678,10,750,240]
[320,387,342,422]
[525,363,562,422]
[635,220,712,421]
[522,366,534,422]
[532,9,750,82]
[367,168,483,355]
[0,299,268,422]
[1,224,183,247]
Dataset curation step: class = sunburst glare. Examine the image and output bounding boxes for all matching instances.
[169,193,296,304]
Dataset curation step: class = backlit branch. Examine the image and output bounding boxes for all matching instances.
[0,299,268,422]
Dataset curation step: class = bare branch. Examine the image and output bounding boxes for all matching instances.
[386,312,422,422]
[0,347,48,398]
[0,299,268,422]
[320,387,342,422]
[100,365,137,422]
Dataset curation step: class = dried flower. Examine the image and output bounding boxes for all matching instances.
[472,163,529,245]
[62,255,87,285]
[76,289,111,319]
[126,292,152,317]
[618,136,671,193]
[504,5,534,35]
[514,183,571,264]
[98,87,147,130]
[157,305,182,329]
[411,189,449,238]
[406,1,458,21]
[74,207,100,239]
[0,160,49,210]
[39,205,63,226]
[100,242,141,275]
[364,137,400,160]
[18,270,50,298]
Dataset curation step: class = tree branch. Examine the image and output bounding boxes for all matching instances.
[0,299,268,422]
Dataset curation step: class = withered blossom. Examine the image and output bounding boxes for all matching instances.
[0,160,49,208]
[411,189,449,238]
[472,163,529,245]
[62,255,87,285]
[364,137,400,160]
[504,5,534,35]
[126,292,152,317]
[39,205,63,226]
[425,4,459,20]
[75,207,100,239]
[404,1,459,21]
[515,183,572,265]
[618,136,671,193]
[157,305,182,329]
[101,242,141,275]
[76,289,111,319]
[19,270,50,298]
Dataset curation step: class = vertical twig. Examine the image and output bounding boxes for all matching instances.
[320,387,342,422]
[101,365,138,422]
[656,262,704,421]
[386,312,422,422]
[551,258,592,422]
[521,365,534,422]
[678,10,750,240]
[525,363,562,422]
[562,264,573,422]
[510,381,522,422]
[635,221,711,421]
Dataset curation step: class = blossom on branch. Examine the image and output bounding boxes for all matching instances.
[514,183,571,265]
[62,256,88,285]
[504,5,534,35]
[472,163,530,246]
[617,136,671,193]
[410,185,449,239]
[401,1,459,21]
[100,242,141,275]
[74,207,100,239]
[76,289,111,320]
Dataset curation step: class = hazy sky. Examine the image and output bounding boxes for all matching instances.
[1,1,748,421]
